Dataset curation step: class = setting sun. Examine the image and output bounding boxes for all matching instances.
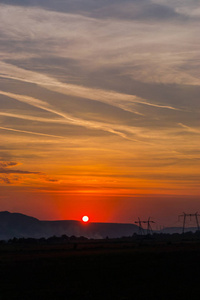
[82,216,89,223]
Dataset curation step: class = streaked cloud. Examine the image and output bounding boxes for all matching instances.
[0,160,41,174]
[0,89,181,142]
[0,62,179,112]
[0,126,65,138]
[0,3,200,87]
[0,0,199,223]
[0,161,19,168]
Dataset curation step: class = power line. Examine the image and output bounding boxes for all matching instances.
[178,212,200,234]
[135,217,145,235]
[135,217,155,235]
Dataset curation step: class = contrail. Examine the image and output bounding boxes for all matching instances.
[0,90,145,141]
[0,126,64,138]
[0,61,179,112]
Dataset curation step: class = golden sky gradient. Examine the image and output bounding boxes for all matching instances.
[0,0,200,227]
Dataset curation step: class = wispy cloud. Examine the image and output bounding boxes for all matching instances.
[0,3,199,87]
[0,160,61,186]
[0,90,129,139]
[0,160,41,175]
[179,123,200,134]
[1,89,183,143]
[0,177,11,184]
[0,168,41,174]
[0,126,64,138]
[0,161,19,168]
[0,0,200,206]
[0,90,147,141]
[0,62,179,112]
[0,0,188,21]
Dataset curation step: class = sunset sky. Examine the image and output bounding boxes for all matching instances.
[0,0,200,227]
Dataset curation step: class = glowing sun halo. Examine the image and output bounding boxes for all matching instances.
[82,215,89,223]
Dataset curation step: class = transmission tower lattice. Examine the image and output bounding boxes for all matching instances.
[135,217,155,235]
[178,212,200,234]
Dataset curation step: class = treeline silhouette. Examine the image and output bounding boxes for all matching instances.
[2,230,200,246]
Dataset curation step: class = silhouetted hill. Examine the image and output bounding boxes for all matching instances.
[0,211,43,240]
[161,226,198,234]
[0,211,139,240]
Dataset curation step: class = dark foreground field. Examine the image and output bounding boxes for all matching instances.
[0,239,200,300]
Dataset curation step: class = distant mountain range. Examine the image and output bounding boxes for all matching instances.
[0,211,197,240]
[161,227,199,234]
[0,211,140,240]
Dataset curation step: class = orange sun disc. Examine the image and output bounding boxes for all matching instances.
[82,215,89,222]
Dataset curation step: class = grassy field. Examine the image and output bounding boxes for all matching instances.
[0,239,200,299]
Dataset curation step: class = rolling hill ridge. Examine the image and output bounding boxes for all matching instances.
[0,211,140,240]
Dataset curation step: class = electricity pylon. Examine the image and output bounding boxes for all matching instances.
[178,212,200,234]
[135,217,155,235]
[135,217,145,235]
